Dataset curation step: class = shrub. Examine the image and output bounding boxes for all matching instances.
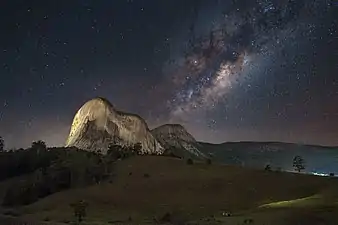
[329,173,335,177]
[186,158,193,165]
[143,173,150,178]
[206,158,212,165]
[70,200,88,224]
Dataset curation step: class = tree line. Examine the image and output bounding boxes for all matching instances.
[0,136,142,207]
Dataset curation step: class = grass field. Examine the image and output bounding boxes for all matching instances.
[2,156,338,225]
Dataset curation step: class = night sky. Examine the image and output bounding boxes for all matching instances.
[0,0,337,148]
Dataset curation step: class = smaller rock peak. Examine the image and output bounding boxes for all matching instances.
[152,123,196,143]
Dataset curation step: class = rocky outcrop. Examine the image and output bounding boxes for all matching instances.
[65,97,164,154]
[151,124,207,159]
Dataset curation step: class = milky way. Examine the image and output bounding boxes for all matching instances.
[150,0,334,138]
[0,0,337,148]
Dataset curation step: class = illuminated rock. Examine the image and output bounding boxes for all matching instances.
[65,97,164,154]
[151,124,207,159]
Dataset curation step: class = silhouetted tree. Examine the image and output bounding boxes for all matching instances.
[31,140,47,152]
[329,173,335,177]
[0,136,4,152]
[264,164,271,171]
[293,155,305,172]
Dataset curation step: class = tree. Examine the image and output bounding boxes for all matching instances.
[264,164,271,171]
[31,140,47,152]
[0,136,4,152]
[293,155,305,172]
[70,200,88,224]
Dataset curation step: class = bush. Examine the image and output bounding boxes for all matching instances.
[206,158,212,165]
[329,173,335,177]
[70,200,88,224]
[143,173,150,178]
[186,158,193,165]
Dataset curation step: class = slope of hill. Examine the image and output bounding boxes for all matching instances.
[7,156,338,225]
[200,141,338,174]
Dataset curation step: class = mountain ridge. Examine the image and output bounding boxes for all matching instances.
[199,141,338,149]
[65,97,207,159]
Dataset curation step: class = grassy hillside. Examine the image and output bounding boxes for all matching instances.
[4,156,338,225]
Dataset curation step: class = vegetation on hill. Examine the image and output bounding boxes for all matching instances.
[0,136,338,225]
[0,137,144,207]
[17,156,338,225]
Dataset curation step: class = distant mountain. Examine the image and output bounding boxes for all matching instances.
[151,124,207,160]
[199,141,338,174]
[65,98,338,171]
[65,97,164,155]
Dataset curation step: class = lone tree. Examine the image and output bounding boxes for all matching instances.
[31,140,47,151]
[293,155,305,172]
[0,136,4,152]
[70,200,88,224]
[264,164,271,171]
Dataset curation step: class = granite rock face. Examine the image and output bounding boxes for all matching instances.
[65,97,164,154]
[151,124,207,159]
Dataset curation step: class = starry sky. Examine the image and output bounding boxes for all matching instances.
[0,0,337,148]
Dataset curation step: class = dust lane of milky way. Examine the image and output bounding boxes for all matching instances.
[0,0,337,148]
